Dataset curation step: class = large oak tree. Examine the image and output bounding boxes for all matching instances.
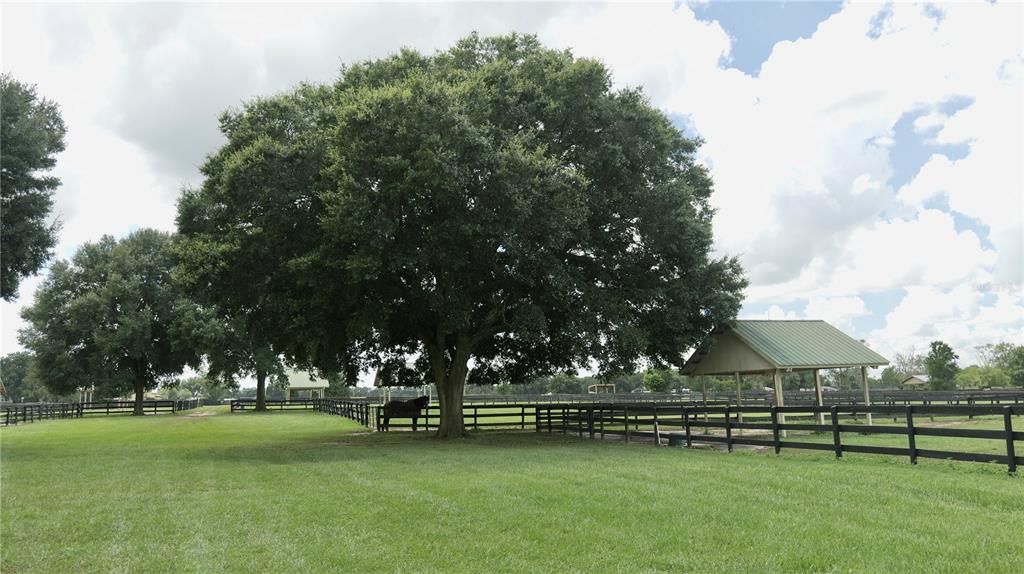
[1,74,66,301]
[19,230,205,414]
[177,34,746,437]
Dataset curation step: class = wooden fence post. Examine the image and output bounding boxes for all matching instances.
[624,405,631,443]
[684,408,692,447]
[906,405,917,465]
[831,406,842,459]
[653,405,660,446]
[1005,406,1017,475]
[771,406,781,455]
[725,406,733,452]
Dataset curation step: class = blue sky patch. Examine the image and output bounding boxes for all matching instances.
[922,195,994,248]
[867,4,894,39]
[691,1,842,76]
[852,288,906,335]
[887,97,973,191]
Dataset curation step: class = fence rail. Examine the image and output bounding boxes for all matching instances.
[80,399,200,416]
[229,399,321,412]
[2,399,199,427]
[366,389,1024,407]
[306,399,541,432]
[314,398,373,426]
[370,403,541,432]
[535,403,1022,473]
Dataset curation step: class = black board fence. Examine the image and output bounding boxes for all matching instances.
[535,403,1023,474]
[2,399,200,427]
[371,403,539,432]
[229,399,320,412]
[2,403,83,426]
[80,399,200,416]
[307,399,540,431]
[314,398,372,426]
[371,389,1024,407]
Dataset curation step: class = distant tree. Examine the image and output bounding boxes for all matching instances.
[880,366,901,387]
[989,343,1024,387]
[607,372,646,393]
[543,373,583,394]
[892,348,926,378]
[642,368,670,393]
[925,341,960,390]
[177,374,234,402]
[1,74,67,301]
[205,318,287,412]
[178,376,205,399]
[0,352,53,402]
[326,377,352,398]
[955,366,1010,389]
[176,34,746,436]
[824,368,860,390]
[19,230,206,415]
[975,344,997,368]
[979,367,1010,388]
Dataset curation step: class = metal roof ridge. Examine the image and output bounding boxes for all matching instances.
[735,319,825,322]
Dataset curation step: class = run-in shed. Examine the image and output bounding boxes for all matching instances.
[284,369,330,400]
[682,320,889,424]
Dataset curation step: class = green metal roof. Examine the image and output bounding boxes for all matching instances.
[730,320,889,369]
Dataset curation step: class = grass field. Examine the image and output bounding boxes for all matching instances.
[2,408,1022,573]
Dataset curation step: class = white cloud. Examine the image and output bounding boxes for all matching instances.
[803,296,868,332]
[871,286,1024,366]
[913,111,947,133]
[744,305,800,321]
[744,209,996,303]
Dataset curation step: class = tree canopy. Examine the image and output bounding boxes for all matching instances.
[955,365,1011,389]
[1,74,66,301]
[19,229,205,414]
[987,342,1024,387]
[176,33,746,436]
[925,340,960,390]
[0,352,56,402]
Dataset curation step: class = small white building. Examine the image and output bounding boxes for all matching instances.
[284,369,330,400]
[900,374,930,389]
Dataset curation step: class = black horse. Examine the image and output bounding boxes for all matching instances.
[381,395,430,432]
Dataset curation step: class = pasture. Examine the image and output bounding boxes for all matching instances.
[2,407,1023,573]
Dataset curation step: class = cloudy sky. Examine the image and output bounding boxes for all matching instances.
[2,1,1021,367]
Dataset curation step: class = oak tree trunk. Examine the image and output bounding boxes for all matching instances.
[428,332,472,438]
[132,378,146,416]
[435,367,468,438]
[255,368,268,412]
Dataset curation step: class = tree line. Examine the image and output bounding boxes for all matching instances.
[879,341,1024,390]
[1,35,748,434]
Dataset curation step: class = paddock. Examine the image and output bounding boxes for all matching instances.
[3,407,1022,573]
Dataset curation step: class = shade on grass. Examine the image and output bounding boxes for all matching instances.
[2,408,1022,573]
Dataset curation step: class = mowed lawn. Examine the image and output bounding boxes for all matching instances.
[2,409,1022,573]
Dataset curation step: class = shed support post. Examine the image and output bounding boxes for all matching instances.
[861,366,873,426]
[734,372,743,435]
[773,369,786,438]
[814,369,825,426]
[701,375,708,433]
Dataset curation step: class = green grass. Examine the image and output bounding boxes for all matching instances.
[3,408,1023,573]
